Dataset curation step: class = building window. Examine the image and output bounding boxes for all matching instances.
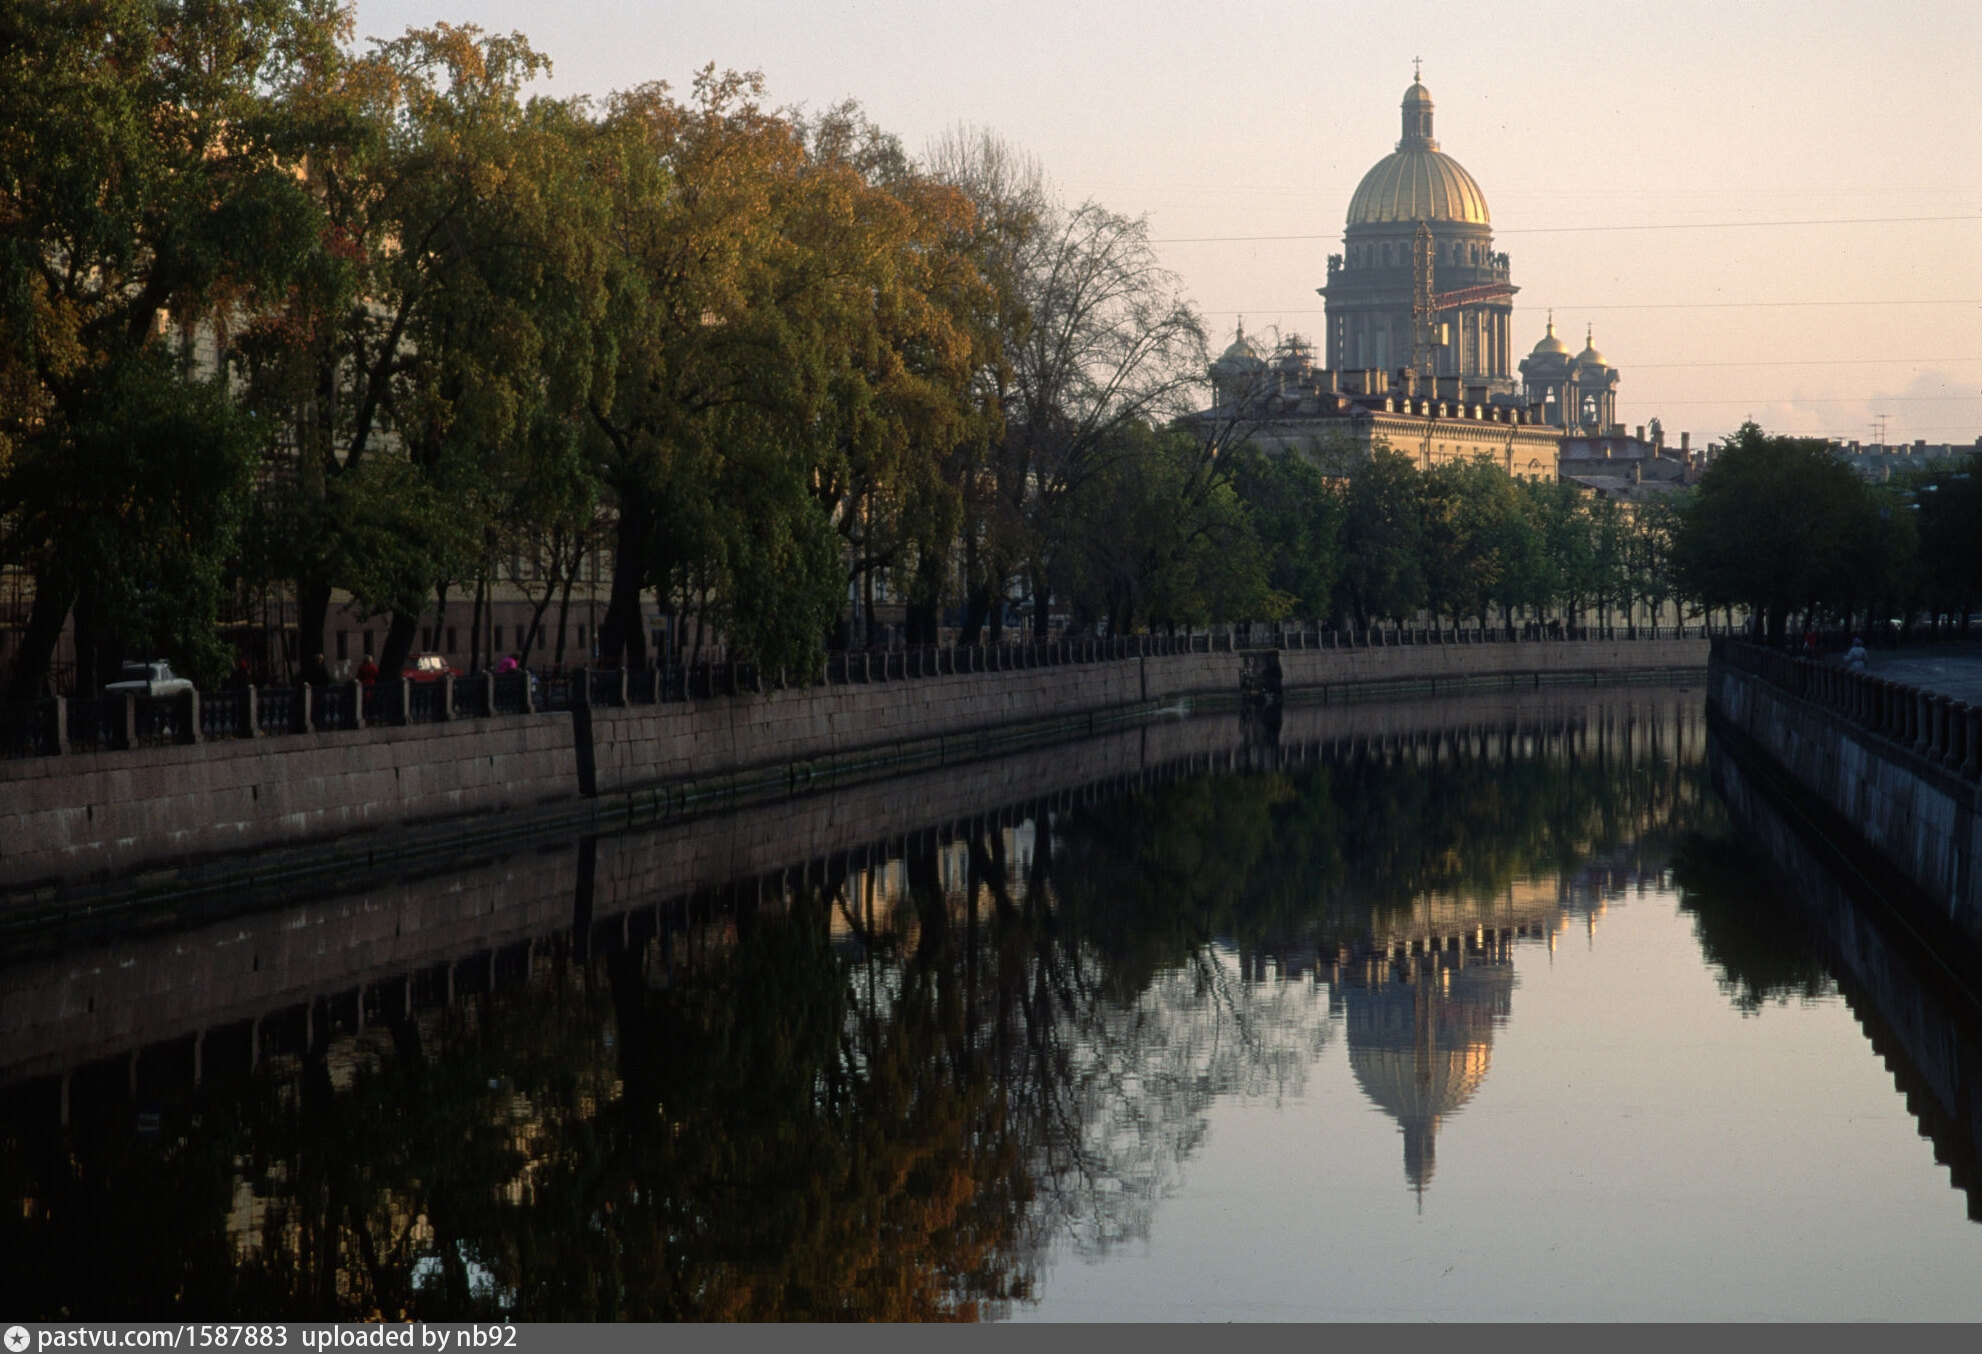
[421,628,431,650]
[447,626,458,652]
[493,627,504,652]
[337,630,349,660]
[362,630,374,657]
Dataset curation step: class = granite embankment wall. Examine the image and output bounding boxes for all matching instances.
[2,638,1706,893]
[1708,644,1982,955]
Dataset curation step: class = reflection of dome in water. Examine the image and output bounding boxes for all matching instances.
[1341,958,1513,1192]
[1349,1041,1492,1189]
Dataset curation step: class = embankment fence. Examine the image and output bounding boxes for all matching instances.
[1714,636,1982,782]
[0,625,1717,762]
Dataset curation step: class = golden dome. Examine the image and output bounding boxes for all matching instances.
[1530,318,1570,357]
[1346,80,1491,228]
[1212,322,1267,372]
[1577,326,1609,368]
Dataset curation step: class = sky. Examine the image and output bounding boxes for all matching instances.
[349,0,1982,449]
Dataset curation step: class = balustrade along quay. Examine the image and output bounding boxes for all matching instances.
[0,629,1710,904]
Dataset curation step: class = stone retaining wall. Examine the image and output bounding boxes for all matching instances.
[0,714,578,895]
[2,639,1706,893]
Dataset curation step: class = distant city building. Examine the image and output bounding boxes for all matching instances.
[1556,420,1707,502]
[1828,438,1982,483]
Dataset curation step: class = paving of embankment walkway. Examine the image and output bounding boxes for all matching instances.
[1853,644,1982,706]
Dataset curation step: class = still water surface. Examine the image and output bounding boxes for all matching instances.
[5,688,1980,1320]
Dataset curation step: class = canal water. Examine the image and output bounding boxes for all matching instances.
[4,686,1981,1321]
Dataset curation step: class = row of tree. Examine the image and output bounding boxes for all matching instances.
[1,1,1216,697]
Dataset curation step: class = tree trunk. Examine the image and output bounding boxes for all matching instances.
[377,611,420,683]
[960,577,994,646]
[553,570,577,667]
[432,580,450,652]
[598,506,648,669]
[4,571,76,701]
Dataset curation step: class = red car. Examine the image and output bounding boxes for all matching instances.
[401,653,463,682]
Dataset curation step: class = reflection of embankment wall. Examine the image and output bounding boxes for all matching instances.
[1,686,1694,1087]
[2,640,1704,895]
[1708,658,1982,952]
[1708,736,1982,1218]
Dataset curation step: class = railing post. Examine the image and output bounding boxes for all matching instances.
[297,684,314,735]
[439,675,455,721]
[243,685,260,737]
[1913,688,1932,755]
[1964,704,1982,780]
[120,693,137,750]
[350,680,367,730]
[183,689,201,744]
[1937,696,1959,767]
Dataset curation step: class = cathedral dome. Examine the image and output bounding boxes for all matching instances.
[1212,323,1267,373]
[1530,319,1570,358]
[1577,327,1609,368]
[1346,81,1491,227]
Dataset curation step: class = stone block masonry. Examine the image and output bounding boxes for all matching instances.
[0,638,1707,896]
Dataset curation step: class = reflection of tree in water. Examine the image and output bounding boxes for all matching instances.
[1672,834,1835,1013]
[926,822,1334,1258]
[1,695,1714,1318]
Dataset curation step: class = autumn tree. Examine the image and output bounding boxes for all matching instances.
[0,0,339,695]
[240,24,608,679]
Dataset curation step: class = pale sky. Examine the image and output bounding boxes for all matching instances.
[351,0,1981,449]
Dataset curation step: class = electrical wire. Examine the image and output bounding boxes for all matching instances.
[1154,214,1979,243]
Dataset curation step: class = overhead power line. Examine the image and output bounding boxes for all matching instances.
[1627,358,1982,370]
[1201,299,1981,314]
[1647,396,1979,406]
[1153,214,1978,244]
